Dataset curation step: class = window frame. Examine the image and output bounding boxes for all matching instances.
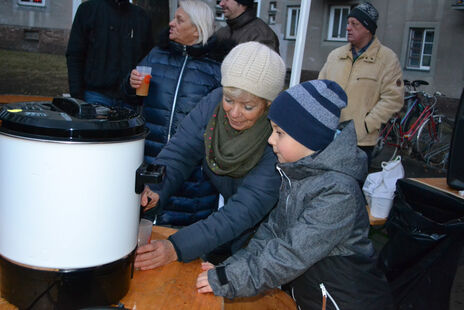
[18,0,46,7]
[327,5,351,41]
[254,0,261,18]
[269,1,277,12]
[406,28,435,71]
[285,5,300,40]
[268,14,276,25]
[215,1,225,21]
[268,1,277,25]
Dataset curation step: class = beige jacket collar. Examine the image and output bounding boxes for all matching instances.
[339,37,381,63]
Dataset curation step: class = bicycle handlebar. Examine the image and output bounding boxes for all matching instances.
[405,90,443,99]
[404,79,429,90]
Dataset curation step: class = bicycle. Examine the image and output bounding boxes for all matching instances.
[372,80,454,170]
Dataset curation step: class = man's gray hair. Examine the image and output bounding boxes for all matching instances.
[179,0,214,46]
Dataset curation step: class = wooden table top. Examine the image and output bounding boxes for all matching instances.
[0,226,296,310]
[0,95,52,104]
[119,226,223,309]
[411,177,464,200]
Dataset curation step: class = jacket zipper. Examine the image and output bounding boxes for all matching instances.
[167,46,188,142]
[276,166,292,212]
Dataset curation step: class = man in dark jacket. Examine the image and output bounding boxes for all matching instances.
[66,0,153,108]
[212,0,279,61]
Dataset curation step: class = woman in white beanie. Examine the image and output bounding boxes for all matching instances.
[135,42,286,269]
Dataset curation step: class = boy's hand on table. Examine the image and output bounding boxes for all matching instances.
[197,262,215,293]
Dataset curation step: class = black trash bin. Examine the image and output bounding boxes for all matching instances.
[378,178,464,310]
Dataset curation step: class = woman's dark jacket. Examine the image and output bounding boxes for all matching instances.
[122,33,222,226]
[152,88,281,262]
[66,0,153,100]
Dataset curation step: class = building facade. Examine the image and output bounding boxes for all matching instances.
[1,0,463,98]
[0,0,173,54]
[0,0,80,54]
[229,0,464,98]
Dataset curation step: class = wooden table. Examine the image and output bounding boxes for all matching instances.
[411,177,464,200]
[0,95,52,104]
[119,226,222,309]
[1,226,296,310]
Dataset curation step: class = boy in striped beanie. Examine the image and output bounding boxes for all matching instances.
[268,79,347,158]
[197,80,392,310]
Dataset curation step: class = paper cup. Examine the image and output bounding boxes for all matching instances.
[137,218,153,246]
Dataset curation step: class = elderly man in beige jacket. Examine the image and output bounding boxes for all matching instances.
[319,2,403,164]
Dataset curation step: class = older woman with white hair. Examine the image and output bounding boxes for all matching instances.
[123,0,221,227]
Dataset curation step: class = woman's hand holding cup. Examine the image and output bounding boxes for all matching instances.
[130,69,143,89]
[133,66,152,96]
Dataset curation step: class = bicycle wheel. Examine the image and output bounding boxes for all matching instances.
[416,114,454,168]
[372,123,400,163]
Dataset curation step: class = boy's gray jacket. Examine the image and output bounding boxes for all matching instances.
[208,121,374,298]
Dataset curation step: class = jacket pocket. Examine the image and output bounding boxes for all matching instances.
[356,74,378,82]
[354,61,379,83]
[354,72,380,110]
[362,111,370,135]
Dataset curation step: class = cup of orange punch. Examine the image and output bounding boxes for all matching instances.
[136,66,152,96]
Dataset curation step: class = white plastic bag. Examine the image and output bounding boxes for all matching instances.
[363,156,404,218]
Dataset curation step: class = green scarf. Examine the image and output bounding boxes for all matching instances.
[204,102,272,178]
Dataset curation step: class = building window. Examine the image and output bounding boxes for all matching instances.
[407,28,434,70]
[215,1,225,21]
[327,5,350,41]
[254,0,261,18]
[286,6,300,40]
[268,1,277,25]
[268,15,276,24]
[270,1,277,11]
[18,0,46,7]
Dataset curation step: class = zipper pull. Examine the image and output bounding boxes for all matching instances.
[131,29,133,38]
[319,283,340,310]
[320,283,327,310]
[276,165,284,177]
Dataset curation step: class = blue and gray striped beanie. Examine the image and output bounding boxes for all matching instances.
[269,80,347,151]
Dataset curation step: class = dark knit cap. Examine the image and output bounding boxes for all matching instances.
[235,0,254,7]
[348,2,379,34]
[269,80,347,151]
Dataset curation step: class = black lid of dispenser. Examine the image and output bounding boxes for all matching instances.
[0,97,146,142]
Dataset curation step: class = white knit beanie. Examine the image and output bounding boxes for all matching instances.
[221,42,286,102]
